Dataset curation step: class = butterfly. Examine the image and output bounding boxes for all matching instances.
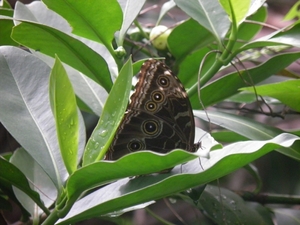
[106,59,200,160]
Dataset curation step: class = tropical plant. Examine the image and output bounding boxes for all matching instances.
[0,0,300,224]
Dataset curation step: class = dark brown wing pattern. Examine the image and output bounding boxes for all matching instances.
[106,59,199,160]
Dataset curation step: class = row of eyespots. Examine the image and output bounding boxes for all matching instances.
[127,119,161,151]
[127,74,170,151]
[145,75,170,112]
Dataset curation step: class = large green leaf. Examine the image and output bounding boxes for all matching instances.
[0,5,18,46]
[10,148,57,217]
[117,0,146,46]
[0,157,48,214]
[49,56,79,174]
[0,46,65,188]
[194,110,300,160]
[233,5,267,50]
[274,208,300,225]
[83,58,133,165]
[0,46,86,188]
[68,150,198,203]
[175,0,230,42]
[11,22,112,92]
[196,185,273,224]
[189,51,300,108]
[219,0,251,26]
[42,0,122,51]
[237,22,300,53]
[13,2,110,116]
[241,79,300,112]
[168,19,215,62]
[57,133,299,224]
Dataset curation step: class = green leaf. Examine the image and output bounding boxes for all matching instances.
[0,46,65,188]
[58,133,299,224]
[49,56,79,174]
[117,0,146,46]
[168,19,215,61]
[189,51,300,109]
[226,92,258,104]
[233,5,267,51]
[157,0,176,25]
[11,21,113,92]
[274,208,300,225]
[198,185,273,224]
[42,0,122,51]
[10,148,57,217]
[212,130,249,143]
[284,1,300,21]
[219,0,251,25]
[238,22,300,53]
[0,157,48,214]
[241,79,300,112]
[83,58,133,165]
[177,46,215,88]
[194,110,300,160]
[0,5,18,46]
[174,0,231,42]
[68,150,198,201]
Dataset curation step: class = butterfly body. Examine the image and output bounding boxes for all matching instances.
[106,59,199,160]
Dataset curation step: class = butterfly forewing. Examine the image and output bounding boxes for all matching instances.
[106,59,197,160]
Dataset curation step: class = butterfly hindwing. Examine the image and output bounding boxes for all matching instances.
[106,59,196,160]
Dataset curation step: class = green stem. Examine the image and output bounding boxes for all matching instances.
[237,191,300,205]
[134,20,149,39]
[188,2,239,99]
[187,54,223,98]
[42,208,60,225]
[146,207,175,225]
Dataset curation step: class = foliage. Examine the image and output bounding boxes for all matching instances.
[0,0,300,224]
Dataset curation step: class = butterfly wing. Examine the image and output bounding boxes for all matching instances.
[106,59,196,160]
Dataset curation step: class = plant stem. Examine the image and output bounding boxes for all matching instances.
[42,209,60,225]
[236,191,300,205]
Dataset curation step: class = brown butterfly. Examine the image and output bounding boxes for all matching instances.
[106,59,200,160]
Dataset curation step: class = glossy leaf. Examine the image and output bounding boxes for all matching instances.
[284,1,300,21]
[189,51,300,109]
[117,0,146,46]
[0,46,65,188]
[237,22,300,53]
[0,46,86,187]
[194,110,300,160]
[58,133,299,224]
[157,0,176,25]
[13,2,110,116]
[177,46,215,88]
[274,208,300,225]
[83,58,133,165]
[49,56,79,174]
[241,79,300,112]
[42,0,122,51]
[233,5,267,50]
[11,21,112,92]
[68,150,198,201]
[0,157,48,214]
[168,19,215,61]
[175,0,231,42]
[219,0,251,26]
[0,5,18,46]
[10,148,57,216]
[198,185,273,224]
